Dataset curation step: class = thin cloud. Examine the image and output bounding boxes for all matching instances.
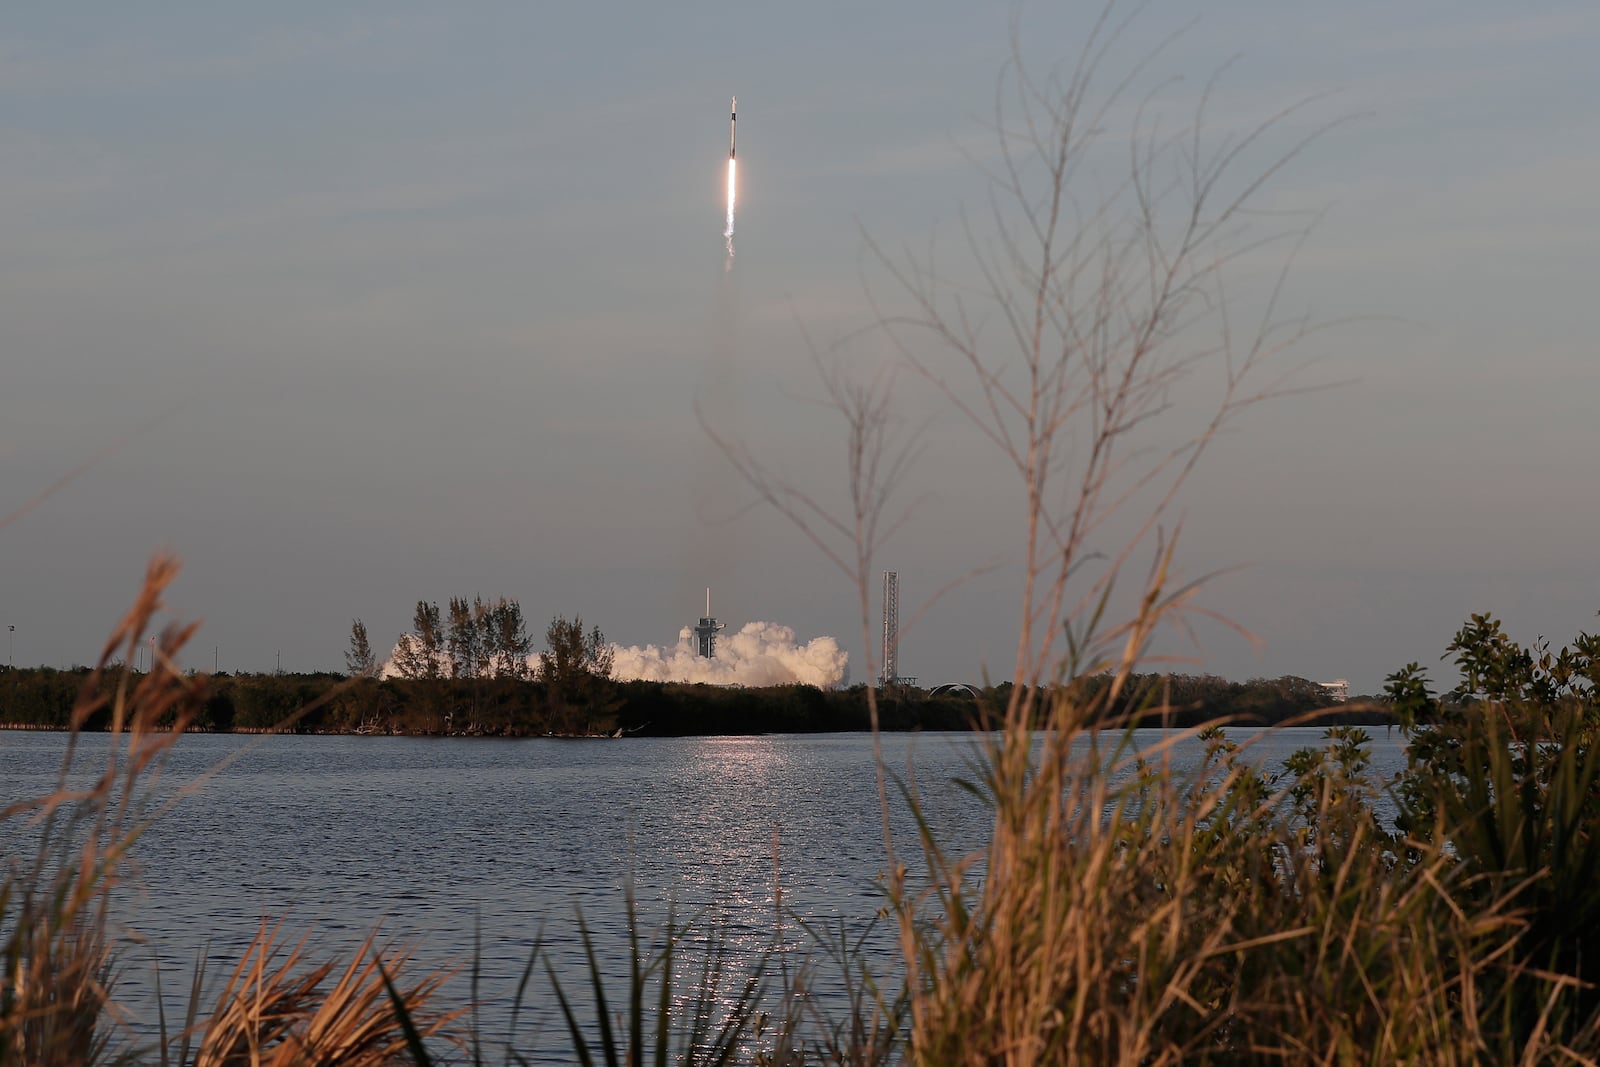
[1357,10,1599,55]
[0,13,439,92]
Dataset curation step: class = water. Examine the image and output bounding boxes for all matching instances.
[0,726,1409,1056]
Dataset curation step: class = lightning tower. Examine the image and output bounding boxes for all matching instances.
[693,588,724,659]
[881,571,899,685]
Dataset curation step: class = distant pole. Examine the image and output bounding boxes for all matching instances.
[7,625,12,671]
[277,650,281,675]
[214,645,219,673]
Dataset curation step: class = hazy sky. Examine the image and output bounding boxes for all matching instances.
[2,3,1597,696]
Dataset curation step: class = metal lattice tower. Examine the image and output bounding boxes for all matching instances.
[692,587,724,659]
[881,571,899,684]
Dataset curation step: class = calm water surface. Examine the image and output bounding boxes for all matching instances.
[0,727,1407,1054]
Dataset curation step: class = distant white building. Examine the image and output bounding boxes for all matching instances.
[1319,679,1350,702]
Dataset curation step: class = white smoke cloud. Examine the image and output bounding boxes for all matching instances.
[611,621,848,688]
[380,620,849,689]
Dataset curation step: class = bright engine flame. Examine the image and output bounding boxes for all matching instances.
[724,157,737,259]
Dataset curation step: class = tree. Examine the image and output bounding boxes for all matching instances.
[414,600,443,678]
[586,624,614,681]
[539,615,616,734]
[345,618,377,678]
[389,634,424,681]
[392,600,444,681]
[1387,614,1600,1042]
[479,596,532,679]
[538,616,613,688]
[446,596,482,680]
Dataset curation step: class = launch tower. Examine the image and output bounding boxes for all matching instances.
[881,571,900,685]
[693,588,724,659]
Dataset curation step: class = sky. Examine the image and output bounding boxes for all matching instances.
[2,2,1598,697]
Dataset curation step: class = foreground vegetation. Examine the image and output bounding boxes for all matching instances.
[8,562,1600,1064]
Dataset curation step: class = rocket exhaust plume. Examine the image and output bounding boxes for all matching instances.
[724,97,737,262]
[613,588,847,687]
[613,620,848,688]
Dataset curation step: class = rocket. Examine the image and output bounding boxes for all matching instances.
[729,96,736,159]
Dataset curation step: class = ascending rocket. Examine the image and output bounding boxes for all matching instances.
[724,97,738,262]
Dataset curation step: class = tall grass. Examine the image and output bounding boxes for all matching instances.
[2,556,196,1066]
[884,700,1600,1065]
[0,558,461,1066]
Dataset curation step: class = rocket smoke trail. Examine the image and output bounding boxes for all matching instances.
[724,97,736,264]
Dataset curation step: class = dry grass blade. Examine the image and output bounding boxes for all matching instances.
[2,553,198,1067]
[191,922,462,1067]
[191,924,333,1065]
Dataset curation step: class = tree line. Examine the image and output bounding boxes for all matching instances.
[0,664,1383,736]
[0,669,981,736]
[0,589,1377,736]
[1059,671,1376,728]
